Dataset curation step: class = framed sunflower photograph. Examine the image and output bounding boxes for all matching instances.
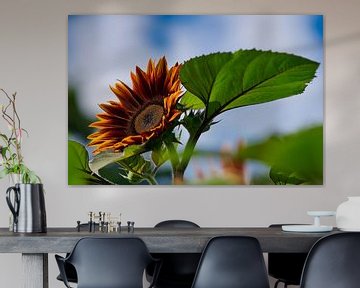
[68,15,323,186]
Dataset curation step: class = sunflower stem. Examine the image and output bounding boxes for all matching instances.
[174,120,209,184]
[146,175,158,185]
[174,135,199,183]
[164,140,180,173]
[173,169,185,184]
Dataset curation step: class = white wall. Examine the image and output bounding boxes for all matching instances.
[0,0,360,287]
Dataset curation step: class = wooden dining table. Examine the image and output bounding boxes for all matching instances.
[0,226,339,288]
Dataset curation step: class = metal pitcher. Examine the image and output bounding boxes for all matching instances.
[6,183,47,233]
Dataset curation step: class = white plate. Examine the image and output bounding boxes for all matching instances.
[282,225,333,232]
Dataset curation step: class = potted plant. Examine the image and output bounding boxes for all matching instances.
[1,88,46,233]
[0,89,40,184]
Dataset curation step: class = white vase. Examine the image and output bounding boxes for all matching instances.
[7,173,22,231]
[336,197,360,231]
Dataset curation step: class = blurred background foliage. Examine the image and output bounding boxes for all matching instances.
[68,87,92,139]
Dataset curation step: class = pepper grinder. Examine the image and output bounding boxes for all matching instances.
[88,211,93,232]
[77,221,81,232]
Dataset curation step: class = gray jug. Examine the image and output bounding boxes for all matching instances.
[6,183,47,233]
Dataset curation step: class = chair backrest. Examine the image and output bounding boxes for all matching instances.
[155,220,200,228]
[66,237,154,288]
[268,224,308,285]
[300,232,360,288]
[150,220,201,287]
[191,236,270,288]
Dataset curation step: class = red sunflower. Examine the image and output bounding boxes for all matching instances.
[88,57,183,155]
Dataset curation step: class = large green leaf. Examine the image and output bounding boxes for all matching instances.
[180,49,320,120]
[237,126,323,185]
[180,91,205,109]
[180,52,233,105]
[68,140,110,185]
[89,144,146,172]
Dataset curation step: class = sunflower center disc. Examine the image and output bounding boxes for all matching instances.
[134,104,164,134]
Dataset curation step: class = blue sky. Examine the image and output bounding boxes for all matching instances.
[68,15,323,182]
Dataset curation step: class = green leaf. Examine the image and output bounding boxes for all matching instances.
[0,146,8,158]
[217,51,319,114]
[118,155,153,184]
[89,144,147,172]
[26,170,41,184]
[180,49,320,120]
[180,91,206,109]
[0,133,8,142]
[98,163,133,185]
[151,144,169,167]
[68,140,110,185]
[180,52,233,105]
[181,110,216,137]
[89,152,123,172]
[238,125,323,185]
[18,164,41,184]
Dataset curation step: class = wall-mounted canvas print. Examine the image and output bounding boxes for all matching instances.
[68,15,323,185]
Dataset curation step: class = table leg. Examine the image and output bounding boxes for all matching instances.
[22,253,48,288]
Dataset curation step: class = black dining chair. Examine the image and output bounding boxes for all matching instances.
[55,237,161,288]
[191,236,270,288]
[268,224,308,288]
[146,220,201,288]
[56,223,99,284]
[300,232,360,288]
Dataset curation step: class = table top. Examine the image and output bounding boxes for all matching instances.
[0,227,340,254]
